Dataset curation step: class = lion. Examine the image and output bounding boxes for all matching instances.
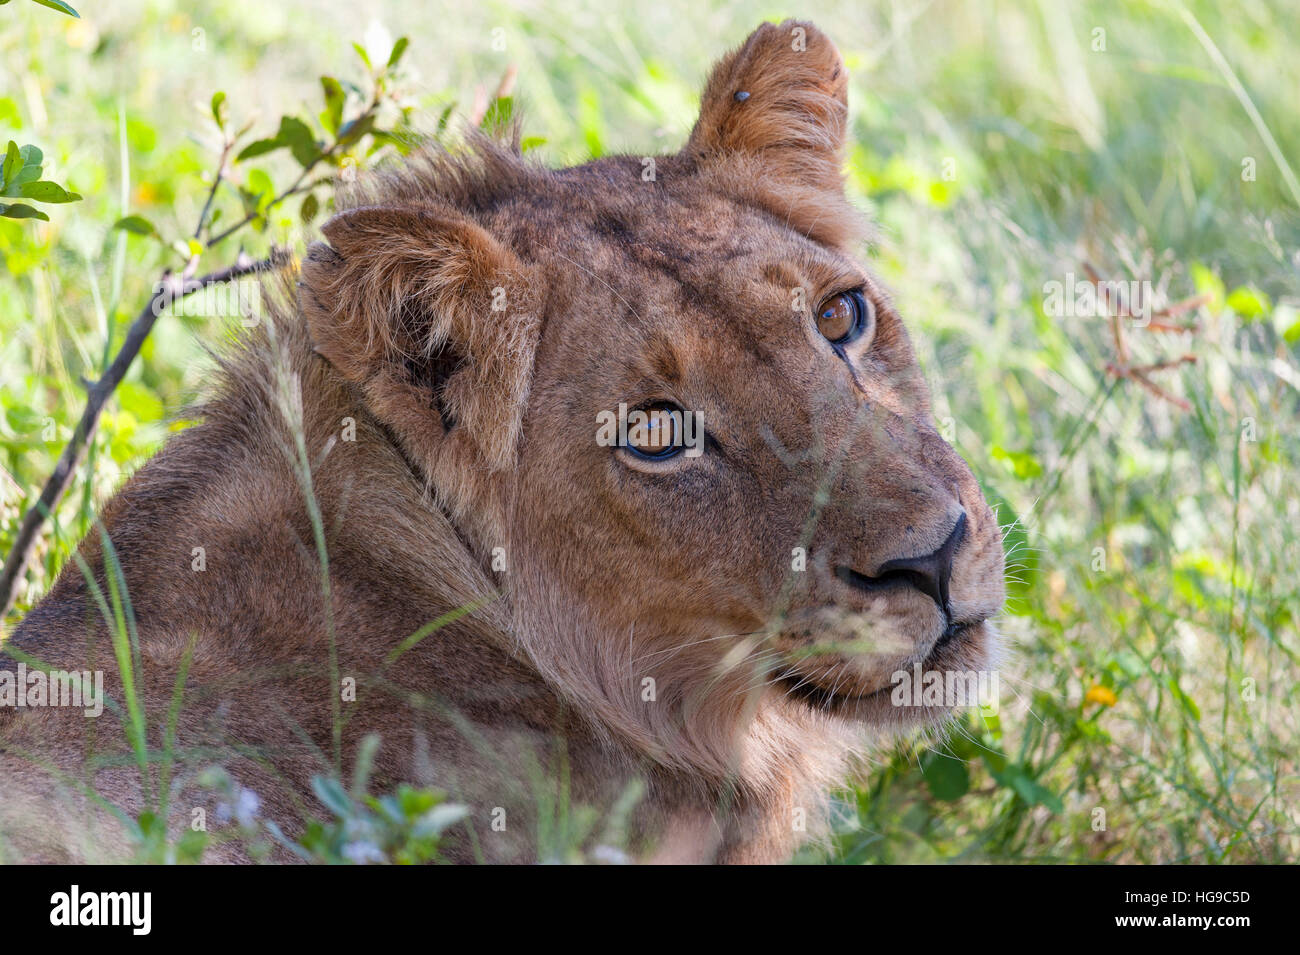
[0,19,1005,864]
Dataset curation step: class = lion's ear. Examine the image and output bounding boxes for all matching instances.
[300,205,540,474]
[683,19,848,197]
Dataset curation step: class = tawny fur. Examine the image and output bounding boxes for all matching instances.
[0,20,1004,864]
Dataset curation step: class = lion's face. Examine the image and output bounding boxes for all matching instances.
[511,182,1005,730]
[304,21,1006,769]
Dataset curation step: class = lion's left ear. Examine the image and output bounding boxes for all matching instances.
[300,204,540,476]
[683,19,849,198]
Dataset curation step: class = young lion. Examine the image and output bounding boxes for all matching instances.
[0,20,1005,863]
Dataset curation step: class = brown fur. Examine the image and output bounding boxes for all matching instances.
[0,20,1004,864]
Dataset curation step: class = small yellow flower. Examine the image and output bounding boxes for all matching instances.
[1085,685,1117,707]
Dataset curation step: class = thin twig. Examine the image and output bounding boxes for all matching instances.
[0,251,288,616]
[206,151,337,247]
[194,138,235,242]
[1082,262,1200,411]
[3,82,394,617]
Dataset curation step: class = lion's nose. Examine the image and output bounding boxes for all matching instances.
[836,512,967,615]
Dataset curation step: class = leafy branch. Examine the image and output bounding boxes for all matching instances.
[0,36,413,616]
[0,253,289,614]
[111,37,413,259]
[0,140,81,221]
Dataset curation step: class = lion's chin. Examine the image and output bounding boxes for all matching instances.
[773,618,999,729]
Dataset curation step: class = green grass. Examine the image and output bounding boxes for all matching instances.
[2,0,1297,863]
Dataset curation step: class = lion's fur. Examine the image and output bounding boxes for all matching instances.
[0,20,1004,863]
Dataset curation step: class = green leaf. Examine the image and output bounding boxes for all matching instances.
[0,162,41,196]
[319,77,345,136]
[277,115,320,167]
[235,137,282,162]
[1226,285,1271,321]
[0,202,49,221]
[242,168,275,226]
[246,168,274,204]
[991,763,1063,813]
[480,96,513,131]
[521,136,547,153]
[921,751,971,802]
[1008,773,1064,813]
[352,41,372,71]
[117,381,165,422]
[386,36,409,69]
[300,192,319,225]
[397,785,437,817]
[336,113,375,147]
[435,102,455,135]
[112,214,159,238]
[1190,262,1226,314]
[990,445,1043,480]
[30,0,80,17]
[238,116,320,166]
[211,92,227,131]
[18,143,42,167]
[1280,306,1300,346]
[19,180,81,203]
[2,140,21,189]
[175,828,209,864]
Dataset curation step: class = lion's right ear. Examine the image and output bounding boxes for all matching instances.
[684,20,848,198]
[681,20,861,249]
[300,205,540,476]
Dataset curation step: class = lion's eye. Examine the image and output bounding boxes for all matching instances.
[815,289,873,346]
[627,404,681,459]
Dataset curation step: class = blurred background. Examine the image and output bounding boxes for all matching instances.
[1,0,1297,863]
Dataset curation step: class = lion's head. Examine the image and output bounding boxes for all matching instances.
[300,20,1005,789]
